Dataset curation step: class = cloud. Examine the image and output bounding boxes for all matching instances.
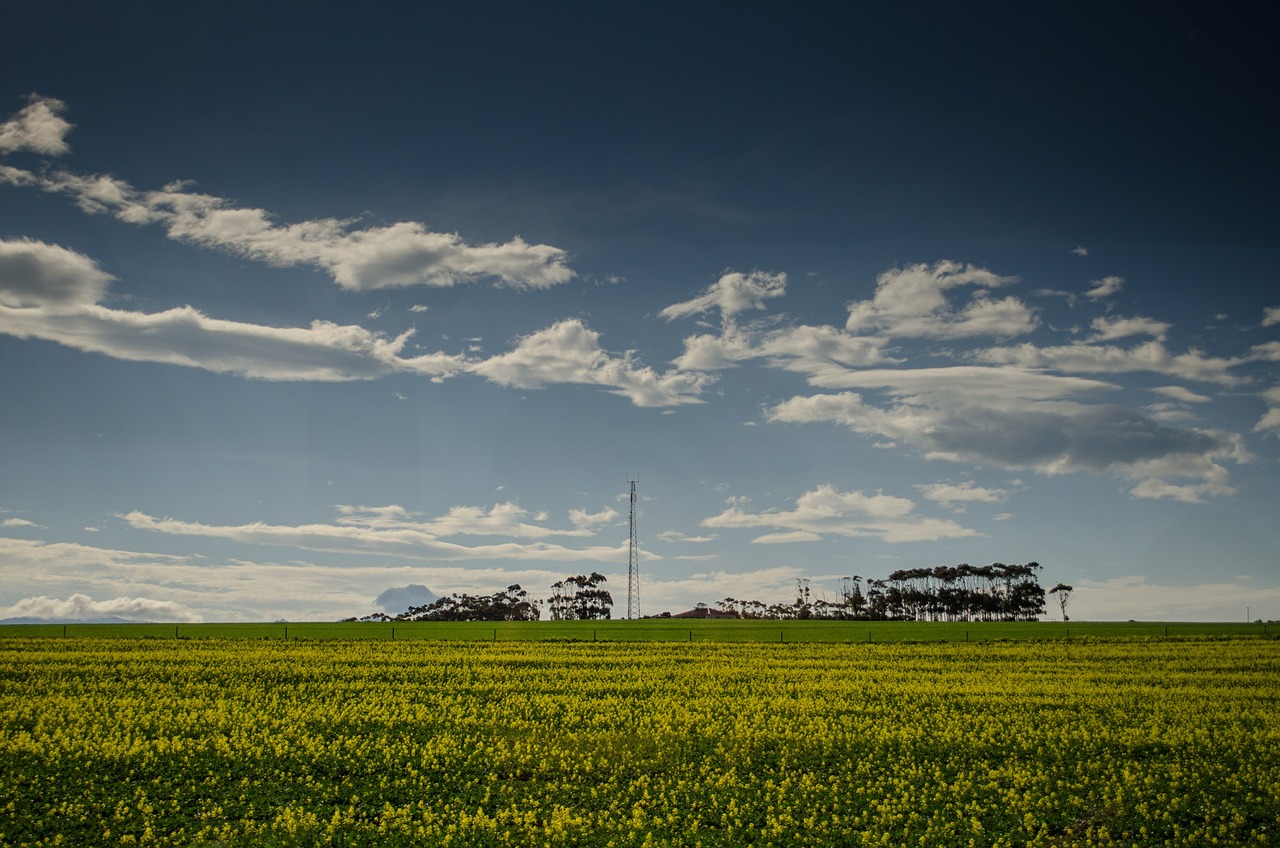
[1254,386,1280,435]
[659,270,787,320]
[1264,306,1280,328]
[767,368,1246,500]
[374,584,439,615]
[471,319,713,407]
[0,96,574,291]
[1071,575,1280,622]
[976,339,1247,386]
[916,481,1007,509]
[569,507,619,532]
[120,502,652,563]
[0,95,72,156]
[1,517,42,528]
[701,484,979,543]
[640,566,807,611]
[11,168,577,289]
[844,261,1035,339]
[0,592,201,623]
[1085,275,1123,299]
[655,530,718,543]
[751,530,823,544]
[0,238,113,308]
[1150,385,1212,404]
[0,237,471,381]
[0,242,701,405]
[1087,315,1170,342]
[0,536,580,621]
[1071,246,1089,256]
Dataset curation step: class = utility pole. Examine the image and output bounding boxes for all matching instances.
[628,479,640,620]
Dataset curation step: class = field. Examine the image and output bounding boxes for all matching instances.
[0,618,1272,643]
[1,633,1278,847]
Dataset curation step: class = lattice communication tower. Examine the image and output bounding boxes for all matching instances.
[627,479,640,619]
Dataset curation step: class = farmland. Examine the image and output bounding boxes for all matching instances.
[2,635,1278,847]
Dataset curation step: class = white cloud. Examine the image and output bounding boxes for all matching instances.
[1087,315,1170,342]
[0,238,113,308]
[655,530,718,543]
[471,319,713,407]
[1,592,200,623]
[1,517,40,528]
[751,530,823,544]
[1085,275,1123,299]
[0,300,467,381]
[1071,246,1089,256]
[120,503,652,564]
[1254,386,1280,435]
[0,96,573,291]
[976,339,1247,386]
[844,261,1035,339]
[0,95,72,156]
[1261,306,1280,327]
[569,507,619,532]
[767,367,1246,499]
[702,484,979,543]
[916,481,1007,509]
[0,536,578,621]
[0,238,470,381]
[660,270,787,320]
[1150,385,1212,404]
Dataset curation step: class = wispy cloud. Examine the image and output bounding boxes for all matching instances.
[976,339,1247,386]
[120,502,653,563]
[916,481,1007,510]
[1085,275,1123,299]
[701,485,979,543]
[0,99,573,291]
[0,237,470,380]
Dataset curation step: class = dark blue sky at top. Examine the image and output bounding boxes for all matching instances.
[4,1,1276,249]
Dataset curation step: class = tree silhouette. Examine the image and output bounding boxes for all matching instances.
[1048,583,1074,622]
[549,572,613,620]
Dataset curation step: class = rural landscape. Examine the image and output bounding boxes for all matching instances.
[4,4,1280,847]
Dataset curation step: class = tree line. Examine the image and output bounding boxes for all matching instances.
[717,562,1054,622]
[345,562,1068,623]
[344,573,613,623]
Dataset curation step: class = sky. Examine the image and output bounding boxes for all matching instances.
[1,3,1277,623]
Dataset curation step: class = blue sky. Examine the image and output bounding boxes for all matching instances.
[1,3,1277,622]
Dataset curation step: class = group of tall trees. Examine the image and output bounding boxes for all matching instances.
[717,562,1050,622]
[346,573,615,623]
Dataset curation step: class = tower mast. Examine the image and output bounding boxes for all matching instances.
[627,479,639,619]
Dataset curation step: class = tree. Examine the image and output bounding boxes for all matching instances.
[549,572,613,620]
[1048,583,1074,622]
[402,584,540,621]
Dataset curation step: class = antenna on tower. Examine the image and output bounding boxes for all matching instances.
[627,478,640,620]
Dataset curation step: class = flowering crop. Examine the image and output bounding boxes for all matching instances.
[1,637,1276,846]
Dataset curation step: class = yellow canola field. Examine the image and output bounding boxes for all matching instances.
[1,637,1277,847]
